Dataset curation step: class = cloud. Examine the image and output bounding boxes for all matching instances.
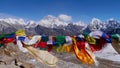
[58,14,72,21]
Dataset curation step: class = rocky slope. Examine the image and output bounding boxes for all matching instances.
[0,43,120,68]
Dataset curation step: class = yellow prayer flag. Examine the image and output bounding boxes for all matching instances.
[16,29,26,36]
[85,36,96,44]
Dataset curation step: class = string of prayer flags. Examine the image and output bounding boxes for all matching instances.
[0,29,120,66]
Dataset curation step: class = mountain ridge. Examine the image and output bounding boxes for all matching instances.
[0,17,120,35]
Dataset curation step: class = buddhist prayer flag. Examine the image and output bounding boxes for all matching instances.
[72,38,94,65]
[0,29,120,66]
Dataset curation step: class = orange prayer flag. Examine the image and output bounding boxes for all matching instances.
[72,38,94,65]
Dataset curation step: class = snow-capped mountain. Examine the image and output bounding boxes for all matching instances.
[25,20,37,28]
[72,21,87,30]
[72,21,86,26]
[0,18,26,33]
[38,15,68,28]
[0,17,87,35]
[85,18,120,34]
[0,21,16,33]
[88,18,103,31]
[0,18,26,29]
[32,15,87,35]
[33,15,86,35]
[102,18,120,34]
[0,17,120,35]
[0,18,26,25]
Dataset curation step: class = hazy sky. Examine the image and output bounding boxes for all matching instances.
[0,0,120,23]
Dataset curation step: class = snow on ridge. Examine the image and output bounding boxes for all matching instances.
[88,18,103,31]
[90,18,102,24]
[38,15,69,28]
[58,14,72,21]
[38,14,87,28]
[108,18,115,21]
[0,16,119,31]
[26,20,37,28]
[73,21,86,26]
[0,18,26,25]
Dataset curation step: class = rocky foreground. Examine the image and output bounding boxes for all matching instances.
[0,44,120,68]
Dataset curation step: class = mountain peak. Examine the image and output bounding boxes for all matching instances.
[88,18,102,31]
[108,18,115,21]
[38,15,68,28]
[91,18,102,24]
[106,18,117,25]
[25,20,37,28]
[0,18,26,25]
[0,17,120,35]
[72,21,86,26]
[44,15,56,20]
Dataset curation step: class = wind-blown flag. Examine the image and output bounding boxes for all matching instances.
[72,38,94,65]
[88,31,108,52]
[111,34,120,54]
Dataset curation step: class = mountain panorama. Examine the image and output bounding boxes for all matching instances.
[0,16,120,36]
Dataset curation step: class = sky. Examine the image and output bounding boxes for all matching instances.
[0,0,120,23]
